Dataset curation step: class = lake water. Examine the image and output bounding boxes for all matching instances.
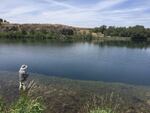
[0,41,150,85]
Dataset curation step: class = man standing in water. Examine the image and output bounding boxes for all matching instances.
[19,64,29,90]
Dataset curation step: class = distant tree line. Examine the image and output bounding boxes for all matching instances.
[1,18,150,42]
[93,25,150,41]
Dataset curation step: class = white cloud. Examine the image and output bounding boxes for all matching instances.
[0,0,150,27]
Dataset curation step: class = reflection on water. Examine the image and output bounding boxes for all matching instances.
[0,39,150,85]
[1,38,150,48]
[96,41,150,49]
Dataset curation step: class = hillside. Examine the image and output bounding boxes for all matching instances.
[1,18,150,42]
[0,19,106,41]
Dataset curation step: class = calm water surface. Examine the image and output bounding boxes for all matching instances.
[0,41,150,85]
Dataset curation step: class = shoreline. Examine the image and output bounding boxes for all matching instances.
[0,71,150,113]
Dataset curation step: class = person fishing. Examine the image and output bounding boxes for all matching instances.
[19,64,29,90]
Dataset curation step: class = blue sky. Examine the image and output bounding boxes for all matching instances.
[0,0,150,27]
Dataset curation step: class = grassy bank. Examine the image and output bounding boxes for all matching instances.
[0,71,150,113]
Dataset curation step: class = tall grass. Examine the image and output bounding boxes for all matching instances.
[10,96,45,113]
[10,80,45,113]
[0,80,45,113]
[90,108,115,113]
[84,92,124,113]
